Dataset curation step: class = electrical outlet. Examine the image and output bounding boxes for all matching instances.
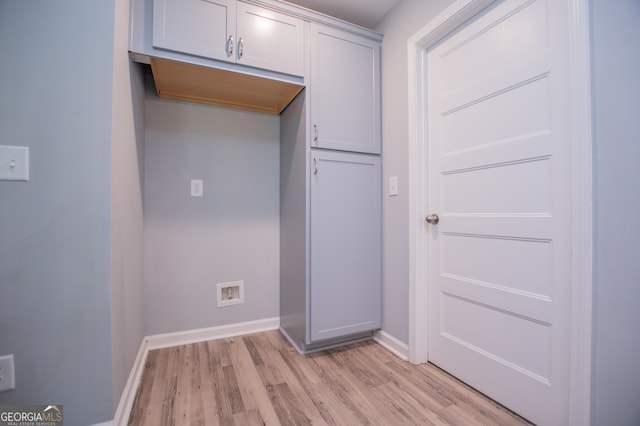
[0,354,15,392]
[191,179,203,197]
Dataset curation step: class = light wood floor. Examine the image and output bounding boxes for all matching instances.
[128,330,531,425]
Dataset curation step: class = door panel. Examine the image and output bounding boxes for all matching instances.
[426,0,571,424]
[437,0,549,94]
[442,157,552,213]
[440,75,552,154]
[440,292,551,379]
[441,233,552,296]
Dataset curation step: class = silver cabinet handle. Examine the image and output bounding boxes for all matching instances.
[227,35,234,56]
[313,158,318,175]
[426,214,439,225]
[313,124,318,142]
[238,37,244,59]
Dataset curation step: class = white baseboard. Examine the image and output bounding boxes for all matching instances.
[146,317,280,350]
[373,330,409,361]
[110,317,280,425]
[111,334,149,426]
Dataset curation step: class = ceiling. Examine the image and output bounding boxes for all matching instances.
[283,0,401,29]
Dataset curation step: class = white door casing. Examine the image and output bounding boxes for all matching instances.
[407,0,592,425]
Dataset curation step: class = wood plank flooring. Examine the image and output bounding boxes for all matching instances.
[128,330,531,425]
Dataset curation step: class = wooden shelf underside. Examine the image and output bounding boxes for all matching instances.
[150,57,304,115]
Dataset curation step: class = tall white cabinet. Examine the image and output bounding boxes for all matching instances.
[309,151,381,342]
[280,24,382,353]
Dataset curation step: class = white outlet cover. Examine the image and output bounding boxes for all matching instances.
[190,179,203,197]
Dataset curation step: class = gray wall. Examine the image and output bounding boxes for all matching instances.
[143,95,280,335]
[590,0,640,424]
[375,0,455,344]
[110,0,146,413]
[0,1,116,424]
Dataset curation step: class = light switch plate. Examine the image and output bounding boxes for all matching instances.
[389,176,398,196]
[0,354,15,392]
[0,145,29,181]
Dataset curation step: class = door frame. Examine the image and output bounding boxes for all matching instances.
[406,0,593,425]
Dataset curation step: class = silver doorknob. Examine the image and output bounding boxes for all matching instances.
[426,214,439,225]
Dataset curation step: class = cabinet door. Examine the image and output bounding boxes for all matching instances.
[153,0,236,62]
[310,24,381,154]
[310,150,381,342]
[236,3,305,77]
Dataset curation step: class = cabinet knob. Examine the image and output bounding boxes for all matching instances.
[238,37,244,59]
[227,35,234,56]
[313,124,318,142]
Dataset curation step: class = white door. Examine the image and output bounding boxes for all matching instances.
[426,1,571,424]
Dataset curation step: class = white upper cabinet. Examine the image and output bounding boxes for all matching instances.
[153,0,236,62]
[310,23,381,154]
[152,0,305,77]
[236,3,305,77]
